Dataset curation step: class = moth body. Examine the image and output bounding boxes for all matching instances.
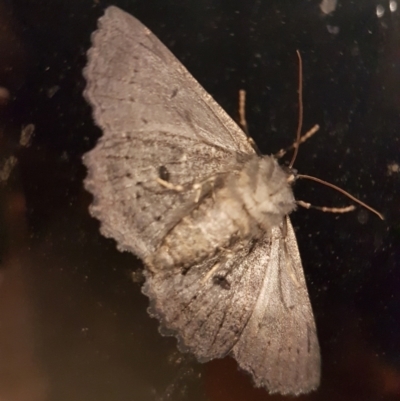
[150,155,296,269]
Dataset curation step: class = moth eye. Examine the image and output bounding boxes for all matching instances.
[158,165,170,181]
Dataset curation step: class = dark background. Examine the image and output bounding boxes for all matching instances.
[0,0,399,400]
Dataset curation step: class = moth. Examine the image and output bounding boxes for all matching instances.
[83,6,320,395]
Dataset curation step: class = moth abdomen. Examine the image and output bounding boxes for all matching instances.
[149,190,243,269]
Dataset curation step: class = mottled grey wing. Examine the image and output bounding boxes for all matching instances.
[233,217,320,395]
[144,217,320,395]
[83,6,254,259]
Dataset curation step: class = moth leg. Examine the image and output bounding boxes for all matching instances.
[155,172,220,201]
[238,89,249,136]
[297,200,356,214]
[192,183,202,203]
[200,260,233,291]
[201,262,221,285]
[199,246,240,291]
[274,124,319,159]
[217,246,235,257]
[237,89,261,155]
[156,177,184,192]
[155,176,213,201]
[192,175,218,202]
[155,164,187,192]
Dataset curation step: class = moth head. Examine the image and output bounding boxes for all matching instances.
[234,155,296,231]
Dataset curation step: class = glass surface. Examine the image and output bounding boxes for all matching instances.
[0,1,399,400]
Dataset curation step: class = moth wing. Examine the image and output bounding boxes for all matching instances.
[232,217,320,395]
[143,218,319,395]
[83,6,254,259]
[142,235,275,361]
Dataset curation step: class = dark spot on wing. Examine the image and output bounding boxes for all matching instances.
[158,165,170,181]
[213,275,231,290]
[247,238,259,254]
[170,88,178,98]
[307,326,312,353]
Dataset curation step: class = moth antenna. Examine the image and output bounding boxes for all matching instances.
[297,174,384,220]
[289,50,303,169]
[238,89,261,155]
[281,51,383,220]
